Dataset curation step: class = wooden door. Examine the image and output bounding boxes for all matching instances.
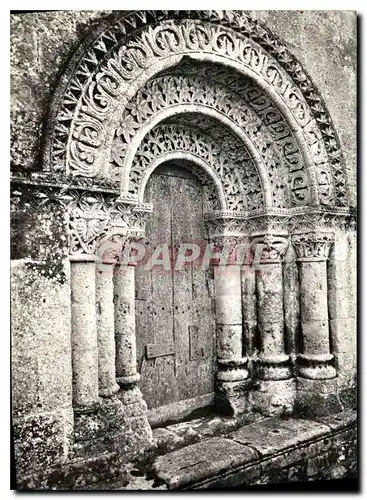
[135,164,216,425]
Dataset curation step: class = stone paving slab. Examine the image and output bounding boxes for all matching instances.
[152,436,259,489]
[315,410,356,432]
[230,417,331,457]
[151,412,357,489]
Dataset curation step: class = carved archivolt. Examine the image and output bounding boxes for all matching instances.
[43,11,349,208]
[110,74,311,209]
[132,124,264,213]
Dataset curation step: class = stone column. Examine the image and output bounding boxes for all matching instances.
[327,227,356,408]
[114,253,152,441]
[292,232,336,380]
[70,254,100,413]
[241,264,257,358]
[292,231,338,416]
[96,258,120,397]
[213,237,249,416]
[251,233,295,416]
[114,261,140,388]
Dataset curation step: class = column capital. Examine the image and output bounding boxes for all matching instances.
[292,231,334,262]
[69,253,99,263]
[251,233,289,264]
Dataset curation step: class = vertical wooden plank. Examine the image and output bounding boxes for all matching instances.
[149,173,177,408]
[135,179,155,403]
[190,177,216,398]
[171,173,195,402]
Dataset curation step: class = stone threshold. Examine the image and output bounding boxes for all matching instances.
[112,410,356,490]
[151,410,357,489]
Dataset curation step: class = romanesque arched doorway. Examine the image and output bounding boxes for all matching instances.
[12,11,354,481]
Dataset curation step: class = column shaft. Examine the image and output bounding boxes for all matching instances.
[215,264,243,361]
[96,261,120,397]
[257,262,284,356]
[114,263,139,386]
[252,234,291,381]
[241,267,257,357]
[70,257,99,410]
[292,232,336,380]
[299,261,330,355]
[213,262,249,416]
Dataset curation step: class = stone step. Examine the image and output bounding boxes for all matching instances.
[152,411,357,489]
[152,436,258,490]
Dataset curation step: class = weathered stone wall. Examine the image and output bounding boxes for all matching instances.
[10,10,113,171]
[250,11,357,208]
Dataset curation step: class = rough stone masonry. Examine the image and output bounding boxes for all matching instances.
[11,10,357,490]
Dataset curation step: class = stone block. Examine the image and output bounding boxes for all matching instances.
[335,349,357,384]
[315,410,356,432]
[73,396,127,443]
[153,427,185,451]
[296,377,338,393]
[295,390,343,417]
[193,464,261,489]
[250,379,296,416]
[153,437,259,489]
[17,451,123,490]
[215,380,250,416]
[330,318,356,353]
[13,408,73,478]
[230,416,330,456]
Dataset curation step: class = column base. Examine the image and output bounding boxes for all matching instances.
[256,354,293,380]
[73,390,152,461]
[117,373,141,387]
[251,379,296,417]
[73,400,101,416]
[117,384,153,443]
[295,378,343,417]
[217,357,249,382]
[215,379,251,417]
[99,383,120,398]
[297,353,337,380]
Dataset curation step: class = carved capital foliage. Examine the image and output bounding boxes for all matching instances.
[70,199,152,257]
[205,215,246,241]
[44,10,349,209]
[291,231,334,261]
[10,174,151,257]
[203,207,353,238]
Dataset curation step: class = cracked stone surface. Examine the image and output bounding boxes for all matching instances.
[151,411,356,490]
[152,437,258,489]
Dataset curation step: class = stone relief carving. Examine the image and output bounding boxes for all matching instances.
[291,232,334,261]
[251,233,289,263]
[43,11,348,207]
[131,123,264,212]
[110,74,313,208]
[204,208,353,241]
[10,170,353,257]
[68,195,152,256]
